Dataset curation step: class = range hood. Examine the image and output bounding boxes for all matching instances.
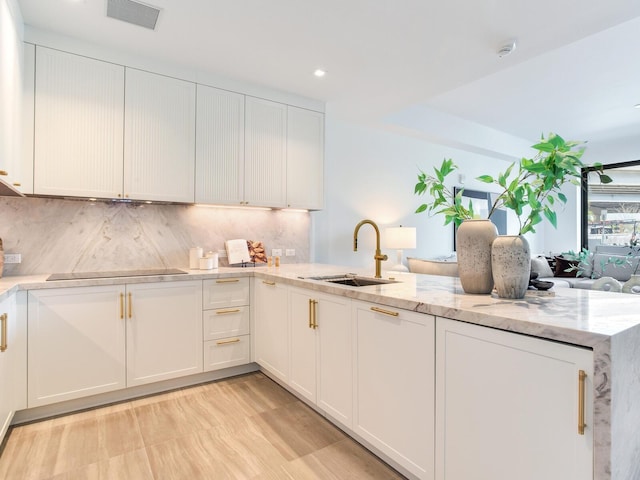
[0,177,25,197]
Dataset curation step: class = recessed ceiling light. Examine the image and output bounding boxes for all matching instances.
[313,69,326,78]
[634,104,640,109]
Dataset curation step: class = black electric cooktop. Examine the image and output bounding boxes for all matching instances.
[46,268,188,281]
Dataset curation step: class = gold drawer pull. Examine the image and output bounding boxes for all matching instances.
[0,170,7,176]
[128,292,132,319]
[120,293,124,319]
[13,182,21,187]
[216,309,241,315]
[308,299,313,328]
[216,279,240,284]
[216,338,241,345]
[370,306,399,317]
[262,280,276,286]
[578,370,587,435]
[1,313,7,352]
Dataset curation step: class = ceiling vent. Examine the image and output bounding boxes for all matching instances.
[106,0,161,30]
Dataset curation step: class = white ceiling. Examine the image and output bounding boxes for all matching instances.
[16,0,640,160]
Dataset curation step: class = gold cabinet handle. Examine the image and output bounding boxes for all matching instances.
[216,338,240,345]
[312,300,318,329]
[370,306,399,317]
[13,182,21,187]
[120,293,124,319]
[216,309,241,315]
[0,170,7,176]
[128,292,132,319]
[578,370,587,435]
[0,313,7,352]
[216,279,240,284]
[308,299,313,328]
[262,280,276,286]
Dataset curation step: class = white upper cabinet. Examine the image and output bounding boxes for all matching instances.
[33,47,125,198]
[195,85,245,205]
[124,68,196,203]
[286,106,324,210]
[244,97,287,208]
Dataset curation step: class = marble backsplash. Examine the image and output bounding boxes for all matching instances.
[0,197,310,276]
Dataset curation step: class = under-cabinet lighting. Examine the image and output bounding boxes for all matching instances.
[194,204,272,211]
[281,208,309,213]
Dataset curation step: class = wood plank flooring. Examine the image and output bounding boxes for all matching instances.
[0,372,406,479]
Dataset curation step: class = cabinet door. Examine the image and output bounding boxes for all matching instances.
[286,107,324,210]
[288,287,318,403]
[124,68,196,203]
[195,85,245,205]
[244,97,287,207]
[436,317,593,480]
[126,281,202,387]
[34,47,125,198]
[27,286,126,407]
[254,279,289,382]
[354,301,435,480]
[0,295,17,440]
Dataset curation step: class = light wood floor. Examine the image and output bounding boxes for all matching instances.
[0,372,406,479]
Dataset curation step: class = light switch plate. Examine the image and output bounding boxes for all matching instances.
[272,249,283,257]
[285,249,295,256]
[4,253,21,264]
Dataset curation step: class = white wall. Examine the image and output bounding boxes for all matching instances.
[312,111,593,271]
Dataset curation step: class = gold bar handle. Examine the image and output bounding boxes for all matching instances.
[216,309,241,315]
[120,293,124,319]
[0,170,7,176]
[128,292,132,319]
[262,281,276,286]
[216,338,241,345]
[0,313,7,352]
[308,299,313,328]
[312,300,318,329]
[578,370,586,435]
[371,306,399,317]
[216,279,240,284]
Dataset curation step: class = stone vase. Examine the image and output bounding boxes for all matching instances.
[456,219,498,294]
[491,235,531,299]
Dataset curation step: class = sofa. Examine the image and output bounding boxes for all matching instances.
[533,245,640,290]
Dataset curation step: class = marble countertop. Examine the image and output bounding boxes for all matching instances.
[2,263,639,349]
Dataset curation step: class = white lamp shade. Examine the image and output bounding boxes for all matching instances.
[384,227,417,249]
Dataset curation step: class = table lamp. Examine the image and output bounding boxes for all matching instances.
[384,226,416,272]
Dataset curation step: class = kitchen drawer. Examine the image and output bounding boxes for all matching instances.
[203,306,250,341]
[203,278,250,309]
[204,335,251,372]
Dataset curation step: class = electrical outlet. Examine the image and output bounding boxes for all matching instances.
[4,253,22,264]
[272,249,282,257]
[217,249,227,258]
[285,249,295,257]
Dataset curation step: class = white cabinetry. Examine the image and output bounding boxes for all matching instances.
[33,47,125,198]
[124,68,196,203]
[254,278,289,382]
[27,285,126,407]
[244,97,287,207]
[202,278,251,371]
[289,287,352,427]
[436,317,593,480]
[195,85,245,205]
[27,281,203,406]
[286,106,324,210]
[353,301,435,480]
[1,293,25,441]
[126,281,202,386]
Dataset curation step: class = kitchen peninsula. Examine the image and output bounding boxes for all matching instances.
[1,264,638,480]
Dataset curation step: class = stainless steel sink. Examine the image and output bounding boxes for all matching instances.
[304,274,399,287]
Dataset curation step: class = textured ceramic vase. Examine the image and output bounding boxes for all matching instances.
[491,235,531,299]
[622,275,640,294]
[456,219,498,294]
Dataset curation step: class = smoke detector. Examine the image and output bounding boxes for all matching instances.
[497,41,517,58]
[106,0,161,30]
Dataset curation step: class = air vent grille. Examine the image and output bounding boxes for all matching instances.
[106,0,161,30]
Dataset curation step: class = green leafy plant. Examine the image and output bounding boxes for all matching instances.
[415,133,613,234]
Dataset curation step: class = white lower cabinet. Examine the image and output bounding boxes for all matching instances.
[126,281,203,386]
[353,301,435,480]
[202,278,251,372]
[1,293,26,441]
[254,278,289,382]
[436,317,593,480]
[28,285,127,407]
[27,281,203,406]
[289,287,352,428]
